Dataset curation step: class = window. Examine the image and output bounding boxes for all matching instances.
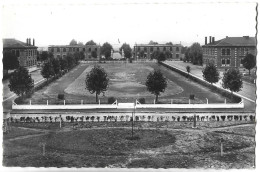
[157,47,159,51]
[150,47,153,52]
[63,48,66,52]
[77,48,79,52]
[51,48,54,52]
[83,48,85,52]
[176,47,179,52]
[240,58,244,67]
[221,59,225,66]
[221,58,231,66]
[170,47,172,51]
[69,48,72,52]
[221,48,231,56]
[73,48,75,52]
[89,48,91,52]
[176,54,179,58]
[95,48,97,51]
[57,48,60,52]
[16,50,20,57]
[137,47,140,51]
[163,47,166,51]
[57,55,61,58]
[144,47,147,52]
[63,55,66,59]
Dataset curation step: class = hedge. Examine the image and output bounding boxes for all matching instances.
[159,62,242,103]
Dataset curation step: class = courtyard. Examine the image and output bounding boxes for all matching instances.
[18,62,232,105]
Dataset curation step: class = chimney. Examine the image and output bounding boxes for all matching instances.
[205,37,207,45]
[226,36,228,38]
[26,38,28,46]
[209,36,212,44]
[29,38,31,45]
[212,37,215,43]
[33,38,35,46]
[243,36,249,39]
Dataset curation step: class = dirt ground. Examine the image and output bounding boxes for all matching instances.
[3,122,255,168]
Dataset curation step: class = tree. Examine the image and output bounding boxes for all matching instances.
[166,42,173,45]
[151,51,160,60]
[148,40,158,45]
[91,51,97,58]
[165,50,172,59]
[242,53,256,75]
[8,66,34,97]
[119,43,132,59]
[41,61,55,80]
[186,65,191,75]
[85,40,97,45]
[51,58,61,75]
[145,70,167,103]
[222,68,243,93]
[3,51,19,73]
[60,58,68,71]
[202,63,220,84]
[78,42,84,45]
[69,39,77,45]
[157,52,166,62]
[65,53,75,69]
[39,51,49,61]
[189,43,203,65]
[101,42,113,59]
[85,65,109,103]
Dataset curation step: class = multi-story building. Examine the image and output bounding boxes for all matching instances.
[133,44,182,60]
[3,38,38,67]
[202,36,256,68]
[48,44,101,60]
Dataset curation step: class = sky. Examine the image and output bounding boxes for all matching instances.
[1,0,257,47]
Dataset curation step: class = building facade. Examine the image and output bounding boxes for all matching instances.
[48,44,101,60]
[3,38,38,67]
[202,36,256,68]
[133,44,182,60]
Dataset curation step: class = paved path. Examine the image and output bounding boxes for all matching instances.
[164,61,256,103]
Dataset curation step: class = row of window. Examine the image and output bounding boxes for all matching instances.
[26,59,37,67]
[51,47,98,53]
[11,49,37,57]
[221,58,244,67]
[204,48,216,55]
[205,48,251,56]
[136,47,180,52]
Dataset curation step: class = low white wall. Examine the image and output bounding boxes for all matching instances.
[12,104,118,110]
[136,102,244,109]
[12,101,244,110]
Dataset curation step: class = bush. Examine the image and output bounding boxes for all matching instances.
[108,97,116,104]
[138,98,145,104]
[190,94,195,100]
[58,94,65,100]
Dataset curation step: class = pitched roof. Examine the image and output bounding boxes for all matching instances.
[135,44,182,47]
[3,38,37,48]
[203,36,256,47]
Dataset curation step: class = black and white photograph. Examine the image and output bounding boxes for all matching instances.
[1,0,258,170]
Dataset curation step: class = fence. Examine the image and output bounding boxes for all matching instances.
[12,99,244,110]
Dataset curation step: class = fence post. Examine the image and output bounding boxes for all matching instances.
[59,115,62,128]
[225,99,226,104]
[154,99,155,104]
[64,100,65,105]
[30,100,31,105]
[47,100,48,105]
[99,99,100,105]
[81,100,83,105]
[206,98,208,104]
[189,99,190,104]
[171,99,173,104]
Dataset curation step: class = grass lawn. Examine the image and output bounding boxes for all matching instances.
[3,126,44,140]
[3,125,255,168]
[17,62,232,105]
